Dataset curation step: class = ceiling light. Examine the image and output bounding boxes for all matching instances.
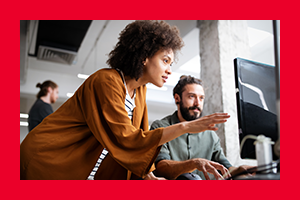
[20,113,29,118]
[67,93,74,98]
[20,121,28,126]
[77,73,89,79]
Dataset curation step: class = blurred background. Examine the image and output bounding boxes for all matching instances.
[20,20,275,143]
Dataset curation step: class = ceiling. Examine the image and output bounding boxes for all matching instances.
[20,20,276,135]
[20,20,201,122]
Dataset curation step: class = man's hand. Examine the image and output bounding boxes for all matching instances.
[143,172,166,180]
[192,158,231,180]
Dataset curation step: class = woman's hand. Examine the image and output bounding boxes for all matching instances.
[159,113,230,146]
[143,172,167,180]
[186,113,230,133]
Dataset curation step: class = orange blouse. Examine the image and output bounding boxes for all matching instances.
[20,68,163,180]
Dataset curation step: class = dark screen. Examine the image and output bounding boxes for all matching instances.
[234,58,278,160]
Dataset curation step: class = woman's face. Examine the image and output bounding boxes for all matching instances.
[143,49,174,87]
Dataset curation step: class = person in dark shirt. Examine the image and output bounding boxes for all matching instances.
[28,80,59,131]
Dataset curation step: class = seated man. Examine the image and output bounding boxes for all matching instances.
[150,75,252,180]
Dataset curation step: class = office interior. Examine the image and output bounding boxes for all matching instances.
[20,20,279,177]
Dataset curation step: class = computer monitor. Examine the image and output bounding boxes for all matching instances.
[234,58,278,160]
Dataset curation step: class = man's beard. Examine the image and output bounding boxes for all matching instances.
[179,101,202,121]
[50,95,56,104]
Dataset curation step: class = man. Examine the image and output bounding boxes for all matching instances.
[150,75,251,180]
[28,80,59,132]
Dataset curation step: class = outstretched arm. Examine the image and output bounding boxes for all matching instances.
[155,158,231,180]
[159,113,230,146]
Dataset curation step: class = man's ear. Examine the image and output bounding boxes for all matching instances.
[47,87,53,94]
[174,93,181,104]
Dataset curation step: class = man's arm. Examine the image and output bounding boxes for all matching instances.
[210,133,255,178]
[155,158,230,180]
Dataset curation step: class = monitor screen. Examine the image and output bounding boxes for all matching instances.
[234,58,278,160]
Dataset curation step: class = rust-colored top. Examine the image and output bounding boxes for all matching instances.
[20,68,163,180]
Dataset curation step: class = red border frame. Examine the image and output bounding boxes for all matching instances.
[1,1,295,199]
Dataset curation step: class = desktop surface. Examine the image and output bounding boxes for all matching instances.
[233,173,280,180]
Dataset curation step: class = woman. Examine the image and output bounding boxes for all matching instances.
[28,80,59,132]
[20,20,230,180]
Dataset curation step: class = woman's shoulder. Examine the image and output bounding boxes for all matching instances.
[88,68,122,84]
[94,68,119,78]
[89,68,146,93]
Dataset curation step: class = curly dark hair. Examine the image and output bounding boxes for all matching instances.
[173,75,203,101]
[107,20,184,80]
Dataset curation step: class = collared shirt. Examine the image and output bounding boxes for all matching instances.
[150,111,232,180]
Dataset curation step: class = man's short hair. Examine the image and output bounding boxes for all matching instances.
[173,75,203,98]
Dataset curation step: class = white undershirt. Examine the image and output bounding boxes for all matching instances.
[87,78,136,180]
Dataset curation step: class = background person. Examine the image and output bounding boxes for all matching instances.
[151,75,252,180]
[28,80,59,132]
[20,21,230,180]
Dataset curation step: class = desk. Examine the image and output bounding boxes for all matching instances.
[233,173,280,180]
